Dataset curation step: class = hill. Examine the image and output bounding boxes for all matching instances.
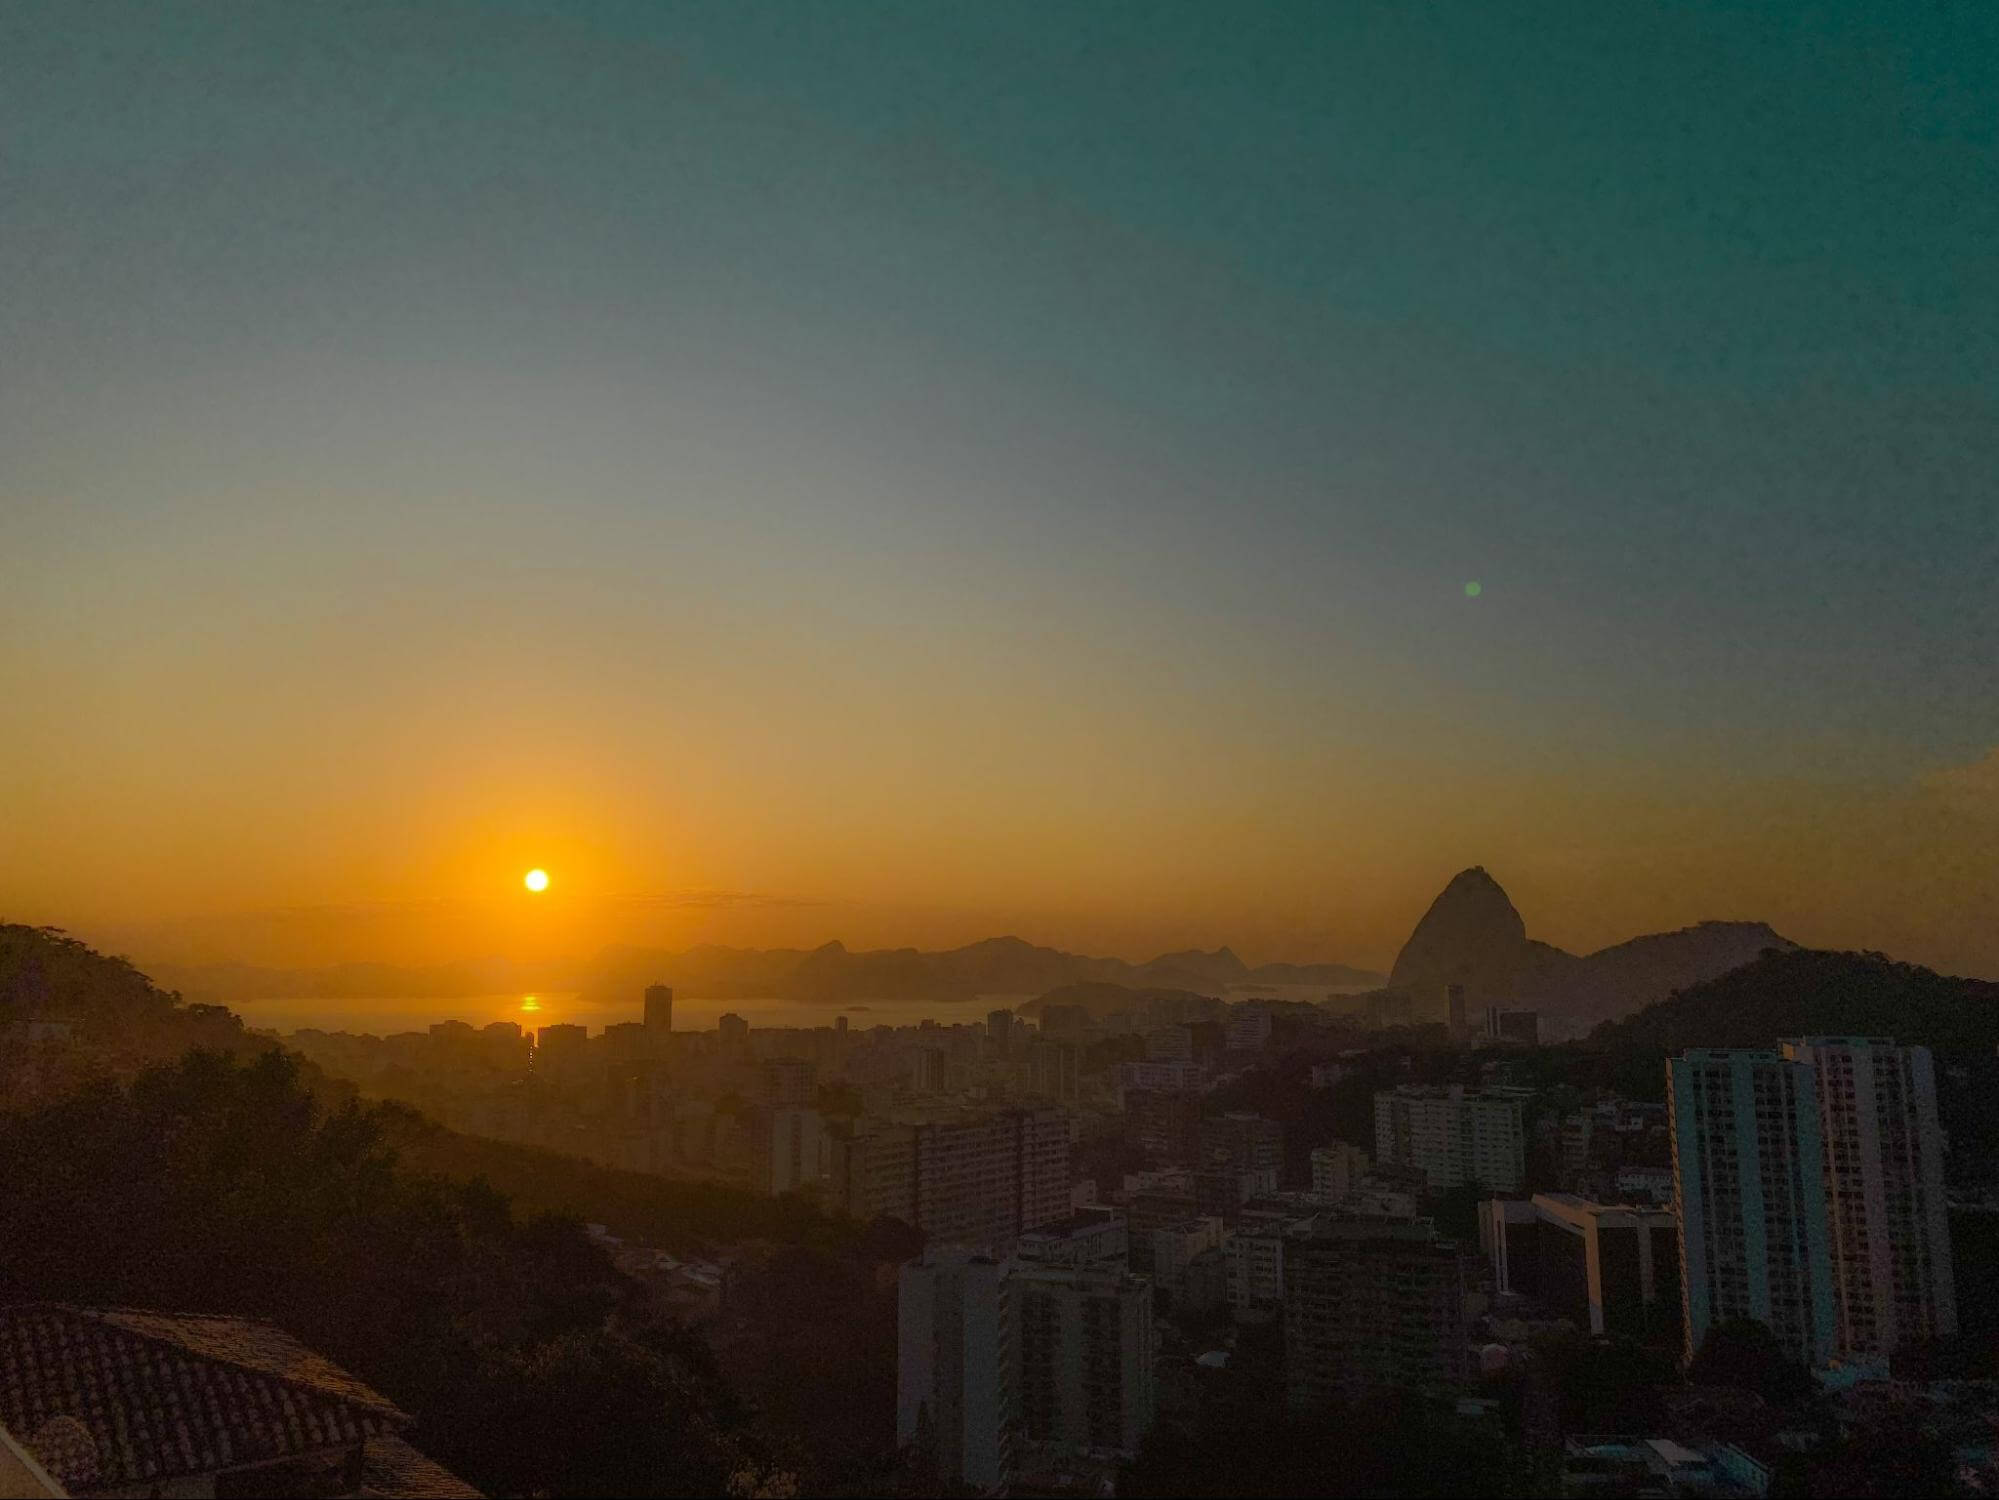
[1589,946,1999,1058]
[1,923,278,1094]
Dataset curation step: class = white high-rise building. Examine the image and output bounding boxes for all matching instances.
[1779,1037,1956,1357]
[898,1250,1016,1493]
[1373,1085,1525,1192]
[1668,1050,1837,1367]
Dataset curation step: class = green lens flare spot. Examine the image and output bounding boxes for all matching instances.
[1464,581,1482,597]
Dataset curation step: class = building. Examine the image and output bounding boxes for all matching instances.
[1224,1223,1288,1316]
[831,1120,919,1222]
[1017,1208,1129,1270]
[1482,1194,1678,1339]
[534,1022,589,1084]
[1197,1114,1284,1179]
[898,1250,1016,1494]
[1114,1059,1203,1095]
[1125,1179,1198,1275]
[1225,1007,1274,1052]
[1374,1085,1526,1192]
[600,1021,648,1060]
[1560,1436,1772,1498]
[718,1012,750,1057]
[1778,1037,1956,1357]
[1447,983,1467,1042]
[1193,1166,1277,1227]
[835,1110,1070,1250]
[987,1009,1015,1049]
[644,982,674,1038]
[1127,1088,1202,1165]
[1022,1038,1080,1103]
[747,1105,827,1195]
[1015,1263,1156,1461]
[1309,1141,1370,1203]
[0,1304,479,1499]
[1668,1049,1837,1367]
[1615,1166,1674,1206]
[1148,1218,1225,1302]
[1283,1216,1470,1406]
[1485,1008,1540,1046]
[1145,1025,1195,1064]
[1309,1062,1349,1090]
[1365,989,1415,1029]
[761,1056,816,1108]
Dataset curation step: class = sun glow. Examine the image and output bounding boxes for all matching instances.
[523,868,549,893]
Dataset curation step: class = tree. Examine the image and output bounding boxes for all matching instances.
[1687,1319,1814,1407]
[0,1049,762,1498]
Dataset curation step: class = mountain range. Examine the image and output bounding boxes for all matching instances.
[146,936,1386,1009]
[134,865,1803,1030]
[1383,865,1797,1037]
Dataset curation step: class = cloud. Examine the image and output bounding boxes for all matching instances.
[1918,747,1999,815]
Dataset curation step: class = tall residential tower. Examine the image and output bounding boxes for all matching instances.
[1667,1050,1837,1366]
[1779,1037,1956,1356]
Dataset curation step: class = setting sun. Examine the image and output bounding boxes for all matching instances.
[523,869,550,893]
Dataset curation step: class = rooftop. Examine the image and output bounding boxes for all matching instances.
[0,1305,474,1497]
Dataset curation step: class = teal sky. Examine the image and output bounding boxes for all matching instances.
[3,2,1996,974]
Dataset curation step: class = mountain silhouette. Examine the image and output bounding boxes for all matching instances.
[1590,946,1999,1057]
[1387,866,1529,1010]
[1385,868,1797,1035]
[149,938,1384,1009]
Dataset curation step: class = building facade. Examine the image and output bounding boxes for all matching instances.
[643,982,674,1038]
[1778,1037,1956,1357]
[1309,1141,1370,1203]
[1668,1050,1838,1367]
[835,1110,1070,1250]
[898,1250,1016,1494]
[1283,1216,1470,1406]
[1373,1085,1526,1192]
[1482,1194,1678,1339]
[1015,1264,1156,1461]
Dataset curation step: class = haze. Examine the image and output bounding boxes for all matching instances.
[3,2,1994,977]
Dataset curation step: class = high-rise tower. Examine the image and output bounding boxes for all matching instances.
[1779,1037,1956,1357]
[1668,1049,1837,1366]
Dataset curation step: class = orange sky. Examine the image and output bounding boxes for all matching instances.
[4,4,1996,982]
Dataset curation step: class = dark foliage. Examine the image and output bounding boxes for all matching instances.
[1686,1319,1815,1408]
[1589,947,1999,1060]
[0,1049,760,1497]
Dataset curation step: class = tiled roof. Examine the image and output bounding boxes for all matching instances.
[358,1433,485,1498]
[0,1304,406,1491]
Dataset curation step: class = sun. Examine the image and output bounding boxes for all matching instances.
[523,868,550,893]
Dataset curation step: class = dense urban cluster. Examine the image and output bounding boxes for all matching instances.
[7,911,1999,1498]
[272,963,1994,1498]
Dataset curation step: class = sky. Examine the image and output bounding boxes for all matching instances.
[3,2,1995,977]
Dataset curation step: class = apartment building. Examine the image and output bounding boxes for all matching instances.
[1668,1050,1837,1366]
[1015,1263,1156,1460]
[898,1249,1016,1493]
[1374,1085,1527,1192]
[1283,1215,1470,1406]
[834,1109,1070,1249]
[1779,1037,1956,1357]
[1482,1194,1678,1339]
